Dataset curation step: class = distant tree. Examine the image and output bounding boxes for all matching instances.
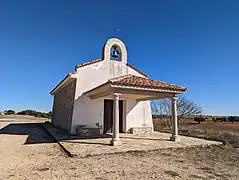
[194,116,206,124]
[151,96,203,129]
[228,116,234,124]
[5,109,15,115]
[17,109,51,119]
[236,116,239,122]
[215,117,228,122]
[46,111,52,119]
[216,117,223,122]
[228,116,239,124]
[223,117,228,122]
[212,117,217,123]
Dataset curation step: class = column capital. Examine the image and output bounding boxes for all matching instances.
[113,93,121,100]
[171,96,179,101]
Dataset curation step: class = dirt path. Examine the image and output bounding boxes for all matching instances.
[1,144,238,180]
[0,121,63,180]
[1,120,238,180]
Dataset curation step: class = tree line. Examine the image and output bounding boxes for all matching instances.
[151,96,239,127]
[212,116,239,124]
[3,109,51,119]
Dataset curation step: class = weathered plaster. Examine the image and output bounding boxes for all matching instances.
[52,79,76,132]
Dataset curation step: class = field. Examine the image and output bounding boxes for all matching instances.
[184,121,239,133]
[153,118,239,147]
[0,115,239,180]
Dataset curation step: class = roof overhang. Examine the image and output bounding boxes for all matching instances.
[50,73,78,95]
[84,83,185,101]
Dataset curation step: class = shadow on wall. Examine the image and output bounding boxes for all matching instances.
[0,122,112,145]
[126,100,148,127]
[126,100,137,116]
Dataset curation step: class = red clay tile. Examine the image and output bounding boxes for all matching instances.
[109,75,186,92]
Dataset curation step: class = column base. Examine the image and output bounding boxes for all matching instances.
[110,139,122,146]
[170,135,181,142]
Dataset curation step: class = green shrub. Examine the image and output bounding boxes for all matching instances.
[5,109,15,115]
[17,110,51,119]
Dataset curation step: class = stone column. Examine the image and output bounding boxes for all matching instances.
[170,96,181,141]
[110,93,122,146]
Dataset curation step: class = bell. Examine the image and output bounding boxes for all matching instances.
[112,48,119,58]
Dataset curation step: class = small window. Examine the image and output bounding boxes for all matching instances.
[110,45,121,61]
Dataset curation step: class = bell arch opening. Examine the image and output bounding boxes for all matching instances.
[102,38,127,64]
[110,45,122,61]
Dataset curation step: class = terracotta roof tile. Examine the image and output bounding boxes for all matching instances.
[109,74,187,92]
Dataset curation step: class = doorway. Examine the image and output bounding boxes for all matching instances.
[103,99,123,133]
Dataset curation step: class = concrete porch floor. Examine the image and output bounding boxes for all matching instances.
[59,132,222,157]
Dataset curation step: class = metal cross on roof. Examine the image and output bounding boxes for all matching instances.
[111,25,120,37]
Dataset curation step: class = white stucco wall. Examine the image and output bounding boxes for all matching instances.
[72,95,104,130]
[71,60,147,134]
[126,100,153,132]
[70,38,152,134]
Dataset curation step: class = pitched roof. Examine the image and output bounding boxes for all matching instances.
[50,72,76,94]
[126,63,147,77]
[50,59,148,95]
[75,59,148,77]
[76,59,103,68]
[108,74,187,92]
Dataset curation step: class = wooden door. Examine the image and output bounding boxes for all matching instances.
[119,100,123,133]
[103,99,113,133]
[103,99,123,133]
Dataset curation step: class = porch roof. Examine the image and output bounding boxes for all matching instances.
[109,75,186,92]
[84,74,187,100]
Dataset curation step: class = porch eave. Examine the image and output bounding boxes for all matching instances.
[84,83,185,101]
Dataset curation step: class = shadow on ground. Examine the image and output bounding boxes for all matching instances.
[0,122,112,145]
[1,122,177,146]
[0,123,55,144]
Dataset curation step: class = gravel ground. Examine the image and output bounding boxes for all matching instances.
[1,119,238,180]
[0,143,238,180]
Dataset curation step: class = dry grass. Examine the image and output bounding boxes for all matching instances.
[185,120,239,133]
[153,118,239,147]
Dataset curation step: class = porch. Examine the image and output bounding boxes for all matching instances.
[84,74,187,145]
[59,132,222,157]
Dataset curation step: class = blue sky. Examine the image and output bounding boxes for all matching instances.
[0,0,238,115]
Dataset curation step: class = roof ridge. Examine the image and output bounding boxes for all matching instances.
[126,63,148,77]
[75,58,148,77]
[108,74,134,82]
[75,59,103,69]
[50,72,76,94]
